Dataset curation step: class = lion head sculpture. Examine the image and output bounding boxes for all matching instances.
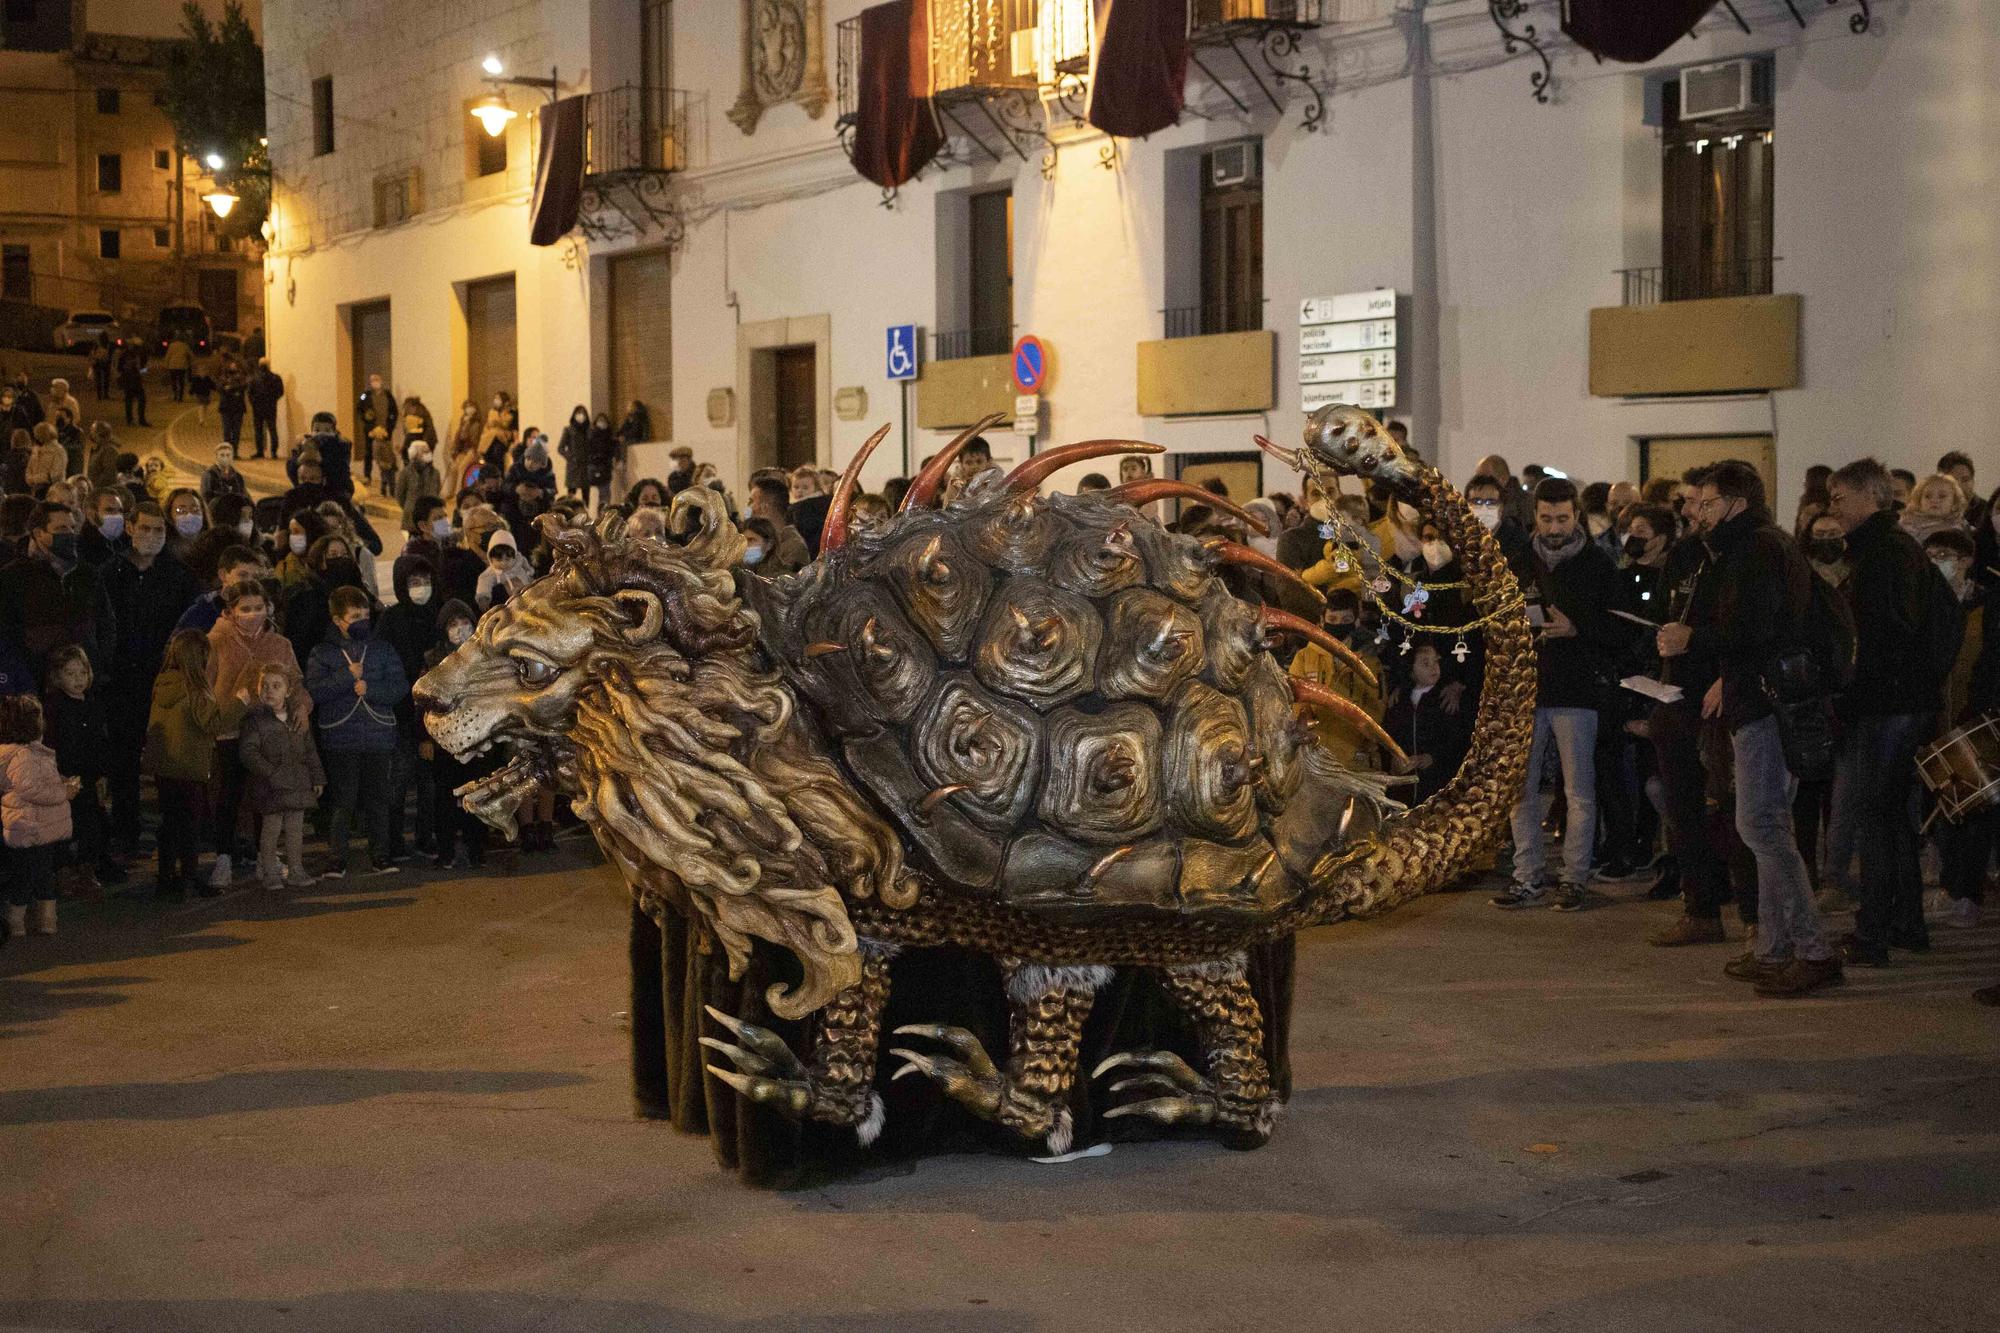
[413,491,912,1019]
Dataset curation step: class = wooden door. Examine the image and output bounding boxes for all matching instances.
[349,299,392,439]
[1642,434,1776,502]
[464,276,518,412]
[607,249,672,440]
[772,345,816,470]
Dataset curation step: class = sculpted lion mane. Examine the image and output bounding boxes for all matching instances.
[416,498,912,1018]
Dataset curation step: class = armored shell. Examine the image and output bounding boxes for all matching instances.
[760,488,1317,924]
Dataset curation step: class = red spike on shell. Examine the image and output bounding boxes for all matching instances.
[1203,538,1327,606]
[821,421,895,555]
[1001,440,1165,496]
[901,412,1010,512]
[1257,606,1380,691]
[1290,677,1409,770]
[1101,479,1271,536]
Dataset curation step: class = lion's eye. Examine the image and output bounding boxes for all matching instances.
[514,656,558,686]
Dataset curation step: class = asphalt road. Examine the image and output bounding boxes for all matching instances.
[2,842,1996,1333]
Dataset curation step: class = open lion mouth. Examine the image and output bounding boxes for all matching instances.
[449,728,569,840]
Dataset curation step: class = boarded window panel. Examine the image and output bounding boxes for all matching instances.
[465,276,517,413]
[607,249,671,439]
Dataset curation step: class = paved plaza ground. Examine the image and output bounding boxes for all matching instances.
[3,839,1996,1333]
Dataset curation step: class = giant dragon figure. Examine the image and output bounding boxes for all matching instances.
[415,405,1533,1161]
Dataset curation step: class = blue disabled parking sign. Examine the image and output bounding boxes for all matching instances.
[886,325,918,381]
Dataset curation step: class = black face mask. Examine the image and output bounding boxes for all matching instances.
[322,557,363,589]
[1622,535,1652,562]
[1806,537,1845,564]
[1322,621,1356,643]
[46,532,78,562]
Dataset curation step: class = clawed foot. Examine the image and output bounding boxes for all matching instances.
[700,1004,810,1115]
[888,1024,1003,1119]
[1094,1050,1274,1144]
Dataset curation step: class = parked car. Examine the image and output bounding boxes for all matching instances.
[153,304,212,355]
[53,310,121,351]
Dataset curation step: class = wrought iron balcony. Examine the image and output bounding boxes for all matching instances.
[1164,300,1266,339]
[1185,0,1328,132]
[578,85,690,245]
[1615,256,1780,307]
[934,325,1015,361]
[584,85,690,178]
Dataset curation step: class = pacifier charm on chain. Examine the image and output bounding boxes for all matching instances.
[1452,636,1471,664]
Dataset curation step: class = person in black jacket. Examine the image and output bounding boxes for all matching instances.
[1659,460,1839,997]
[1827,457,1948,967]
[1491,476,1625,912]
[247,359,285,459]
[1383,642,1469,803]
[377,555,442,861]
[100,504,202,853]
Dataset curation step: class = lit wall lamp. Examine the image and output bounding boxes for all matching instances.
[203,189,239,219]
[470,53,560,138]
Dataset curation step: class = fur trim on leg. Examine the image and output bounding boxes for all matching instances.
[1006,964,1113,1005]
[1045,1108,1074,1157]
[854,1092,887,1147]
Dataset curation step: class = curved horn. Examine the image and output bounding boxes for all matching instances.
[1202,538,1326,606]
[900,412,1009,512]
[1253,433,1302,469]
[1001,439,1164,496]
[1102,479,1270,536]
[1257,606,1380,691]
[821,421,895,555]
[1290,677,1408,770]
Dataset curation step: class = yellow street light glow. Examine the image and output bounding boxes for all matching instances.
[471,92,517,137]
[203,189,238,219]
[204,151,225,170]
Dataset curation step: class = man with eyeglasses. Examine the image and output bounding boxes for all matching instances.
[1657,460,1839,997]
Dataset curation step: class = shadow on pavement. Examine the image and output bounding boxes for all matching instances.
[0,1067,588,1125]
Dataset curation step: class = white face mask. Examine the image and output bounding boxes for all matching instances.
[289,532,307,554]
[173,513,203,537]
[237,519,254,538]
[407,583,433,606]
[1472,504,1502,532]
[1421,540,1452,569]
[431,517,452,540]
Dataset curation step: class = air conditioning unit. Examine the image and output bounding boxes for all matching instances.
[1209,141,1261,188]
[1009,27,1038,79]
[1680,59,1750,119]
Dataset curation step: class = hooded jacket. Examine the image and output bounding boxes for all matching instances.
[239,702,326,813]
[378,556,440,740]
[0,740,73,849]
[306,620,409,753]
[143,664,231,782]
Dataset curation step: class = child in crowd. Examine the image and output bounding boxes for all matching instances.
[370,425,398,498]
[425,600,490,870]
[42,644,115,894]
[475,529,534,610]
[238,664,323,891]
[1383,642,1471,804]
[143,629,229,900]
[1,693,78,938]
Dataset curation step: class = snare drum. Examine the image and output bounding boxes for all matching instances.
[1917,713,2000,823]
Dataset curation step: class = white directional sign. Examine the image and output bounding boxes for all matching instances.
[1299,348,1396,384]
[1302,379,1397,412]
[1298,318,1396,356]
[1299,291,1394,325]
[1298,289,1398,411]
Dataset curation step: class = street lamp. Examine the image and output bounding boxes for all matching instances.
[204,151,225,171]
[203,189,239,219]
[468,55,561,138]
[471,90,518,137]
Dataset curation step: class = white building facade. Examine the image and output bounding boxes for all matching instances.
[262,0,2000,507]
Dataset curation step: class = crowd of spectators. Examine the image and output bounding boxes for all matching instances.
[4,367,1994,1010]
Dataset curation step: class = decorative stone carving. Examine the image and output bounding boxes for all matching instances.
[727,0,829,134]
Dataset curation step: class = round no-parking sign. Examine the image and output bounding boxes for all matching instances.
[1012,335,1047,394]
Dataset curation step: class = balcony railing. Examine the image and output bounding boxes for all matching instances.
[934,324,1014,360]
[836,16,861,123]
[930,0,1040,99]
[1164,300,1265,339]
[584,85,690,176]
[1191,0,1328,26]
[1617,256,1780,307]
